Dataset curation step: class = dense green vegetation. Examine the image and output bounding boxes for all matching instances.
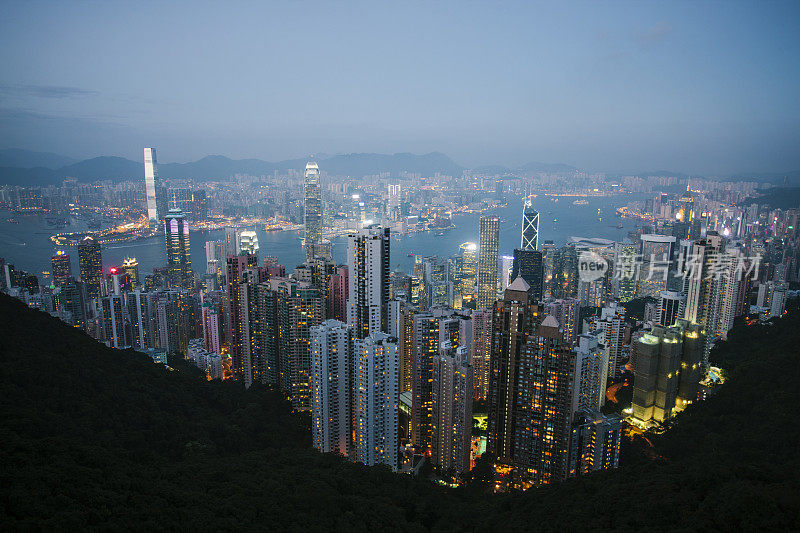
[1,293,799,530]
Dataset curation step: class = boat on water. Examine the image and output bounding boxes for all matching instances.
[572,199,589,205]
[617,223,623,229]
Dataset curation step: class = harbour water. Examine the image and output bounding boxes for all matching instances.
[0,193,646,281]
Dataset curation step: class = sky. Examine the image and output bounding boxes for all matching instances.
[0,1,798,175]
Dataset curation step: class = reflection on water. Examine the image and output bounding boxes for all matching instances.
[0,193,644,279]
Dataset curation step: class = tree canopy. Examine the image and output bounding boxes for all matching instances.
[1,293,798,530]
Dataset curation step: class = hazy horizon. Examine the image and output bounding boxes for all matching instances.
[1,1,798,175]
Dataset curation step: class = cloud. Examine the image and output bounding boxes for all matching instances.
[633,21,673,46]
[0,84,99,99]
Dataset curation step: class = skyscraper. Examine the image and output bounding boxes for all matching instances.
[121,257,140,288]
[226,253,259,380]
[511,248,544,300]
[521,199,539,251]
[77,235,102,301]
[487,277,541,463]
[658,290,685,327]
[631,320,704,426]
[457,242,478,309]
[164,208,192,288]
[311,320,354,456]
[543,297,580,346]
[431,343,473,475]
[237,230,259,257]
[51,251,72,286]
[353,332,399,470]
[347,226,390,339]
[477,215,500,309]
[144,147,161,223]
[304,161,323,260]
[471,307,493,400]
[636,234,676,298]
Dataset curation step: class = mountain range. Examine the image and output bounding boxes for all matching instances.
[0,148,585,185]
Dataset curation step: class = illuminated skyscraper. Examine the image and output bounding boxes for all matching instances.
[304,161,323,260]
[226,254,259,381]
[658,290,685,327]
[631,320,704,426]
[487,278,541,464]
[144,147,162,223]
[431,344,473,475]
[477,215,500,308]
[353,332,399,470]
[164,209,192,288]
[77,235,102,300]
[636,234,676,298]
[121,257,140,287]
[51,251,72,286]
[521,199,539,251]
[457,242,478,308]
[347,226,390,339]
[311,320,354,456]
[511,248,543,300]
[237,230,259,256]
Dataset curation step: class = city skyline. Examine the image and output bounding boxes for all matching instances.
[1,2,799,526]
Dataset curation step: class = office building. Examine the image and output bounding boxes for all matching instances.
[613,241,638,302]
[347,226,390,339]
[121,257,140,287]
[237,230,259,256]
[457,242,477,308]
[304,161,323,260]
[77,235,102,301]
[521,199,539,251]
[477,215,500,308]
[636,234,676,298]
[164,208,192,288]
[511,248,544,301]
[51,251,72,286]
[144,147,163,223]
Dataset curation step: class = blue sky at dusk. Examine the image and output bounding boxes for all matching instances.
[1,1,798,174]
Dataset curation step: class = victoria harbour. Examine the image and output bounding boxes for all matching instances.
[0,193,644,281]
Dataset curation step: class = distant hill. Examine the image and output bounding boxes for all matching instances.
[0,148,76,169]
[58,156,144,181]
[518,161,578,173]
[0,151,465,184]
[319,151,463,177]
[742,187,800,210]
[1,292,799,529]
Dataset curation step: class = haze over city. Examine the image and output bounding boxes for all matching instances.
[2,2,800,530]
[1,1,799,175]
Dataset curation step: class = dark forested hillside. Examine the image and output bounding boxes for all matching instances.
[1,293,798,530]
